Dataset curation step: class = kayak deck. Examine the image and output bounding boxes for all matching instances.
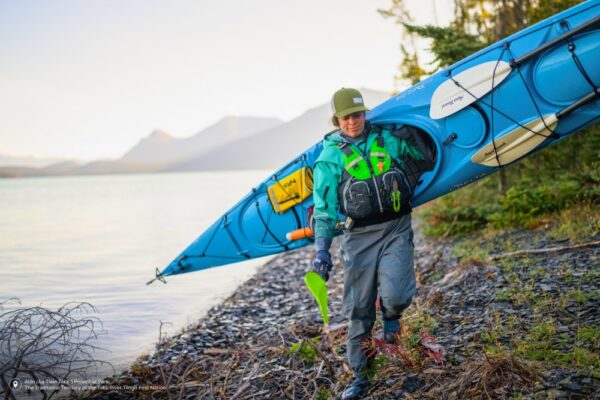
[157,0,600,279]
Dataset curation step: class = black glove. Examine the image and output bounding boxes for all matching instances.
[313,250,333,282]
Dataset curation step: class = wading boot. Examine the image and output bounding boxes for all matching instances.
[383,319,400,344]
[341,375,369,400]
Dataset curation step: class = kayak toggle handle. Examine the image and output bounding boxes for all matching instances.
[287,220,350,241]
[286,227,314,241]
[146,268,167,285]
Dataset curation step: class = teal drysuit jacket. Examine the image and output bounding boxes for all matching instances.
[312,124,425,240]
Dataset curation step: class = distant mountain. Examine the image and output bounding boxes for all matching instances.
[72,160,168,175]
[0,161,81,178]
[166,89,391,171]
[0,159,167,178]
[0,89,391,178]
[121,116,283,164]
[0,154,67,168]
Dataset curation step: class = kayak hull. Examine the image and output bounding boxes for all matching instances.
[161,0,600,278]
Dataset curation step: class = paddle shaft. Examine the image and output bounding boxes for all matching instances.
[557,89,600,119]
[512,14,600,68]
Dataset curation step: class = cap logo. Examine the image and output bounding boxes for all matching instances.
[353,97,363,104]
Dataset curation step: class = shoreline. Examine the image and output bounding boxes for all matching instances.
[74,220,599,399]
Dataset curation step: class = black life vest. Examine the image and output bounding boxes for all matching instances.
[336,129,412,226]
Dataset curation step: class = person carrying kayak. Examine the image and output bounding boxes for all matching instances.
[311,88,435,399]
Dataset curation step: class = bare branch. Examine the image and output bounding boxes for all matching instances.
[489,240,600,259]
[0,301,112,399]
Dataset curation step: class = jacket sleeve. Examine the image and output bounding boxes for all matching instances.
[312,160,341,241]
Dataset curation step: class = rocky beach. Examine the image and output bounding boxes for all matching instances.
[76,220,599,399]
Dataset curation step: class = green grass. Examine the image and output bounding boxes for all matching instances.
[576,325,600,348]
[494,282,539,307]
[514,320,600,378]
[316,388,333,400]
[481,230,599,377]
[421,178,599,238]
[497,258,517,273]
[429,272,444,282]
[450,240,490,261]
[527,265,545,279]
[480,311,507,351]
[495,289,514,302]
[549,203,600,241]
[568,289,589,304]
[288,339,319,363]
[415,127,600,383]
[365,355,389,380]
[558,263,574,284]
[403,306,437,336]
[529,320,556,342]
[581,269,600,283]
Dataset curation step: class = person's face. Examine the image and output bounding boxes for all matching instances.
[339,112,365,138]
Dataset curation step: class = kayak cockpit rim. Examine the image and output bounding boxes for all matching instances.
[369,120,442,198]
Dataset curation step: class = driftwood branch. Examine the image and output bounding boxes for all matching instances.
[489,240,600,260]
[0,301,111,400]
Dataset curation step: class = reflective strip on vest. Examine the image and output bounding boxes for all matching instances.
[345,157,362,171]
[370,152,388,158]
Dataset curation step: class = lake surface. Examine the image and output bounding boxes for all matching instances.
[0,171,275,375]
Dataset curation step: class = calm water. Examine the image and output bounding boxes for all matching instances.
[0,171,274,375]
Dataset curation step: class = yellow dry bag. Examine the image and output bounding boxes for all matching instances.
[267,167,313,214]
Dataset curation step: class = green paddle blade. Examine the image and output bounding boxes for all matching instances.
[304,271,329,325]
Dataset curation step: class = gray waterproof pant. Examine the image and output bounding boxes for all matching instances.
[339,214,416,375]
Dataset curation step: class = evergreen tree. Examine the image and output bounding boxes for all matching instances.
[380,0,583,85]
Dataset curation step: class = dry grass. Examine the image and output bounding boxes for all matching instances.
[442,352,539,399]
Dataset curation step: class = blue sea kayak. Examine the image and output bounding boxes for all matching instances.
[155,0,600,281]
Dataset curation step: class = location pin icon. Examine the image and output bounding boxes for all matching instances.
[11,379,20,389]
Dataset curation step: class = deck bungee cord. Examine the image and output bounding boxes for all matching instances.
[446,12,600,168]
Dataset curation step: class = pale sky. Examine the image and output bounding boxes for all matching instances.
[0,0,452,161]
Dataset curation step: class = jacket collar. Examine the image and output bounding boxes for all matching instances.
[335,121,372,144]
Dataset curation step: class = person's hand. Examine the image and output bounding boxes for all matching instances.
[313,250,333,282]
